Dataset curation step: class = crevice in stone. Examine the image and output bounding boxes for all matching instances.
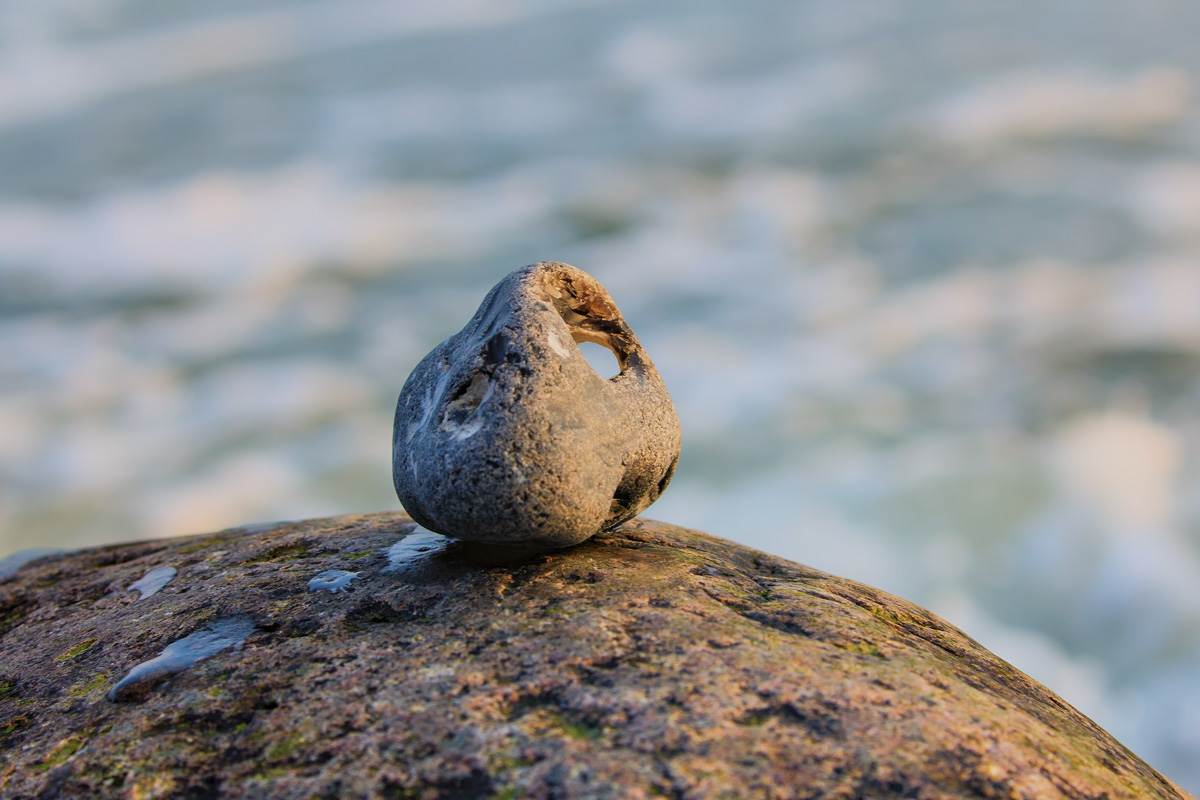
[440,373,491,432]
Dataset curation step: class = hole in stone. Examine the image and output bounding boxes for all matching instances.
[610,480,637,517]
[576,340,621,380]
[441,373,490,430]
[483,332,509,367]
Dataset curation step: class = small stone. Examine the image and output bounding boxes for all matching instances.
[392,262,681,547]
[127,565,176,600]
[307,569,361,593]
[106,616,255,702]
[0,548,61,582]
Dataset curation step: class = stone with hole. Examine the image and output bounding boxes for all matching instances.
[392,262,682,547]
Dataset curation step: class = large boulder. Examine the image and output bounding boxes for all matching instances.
[0,513,1190,799]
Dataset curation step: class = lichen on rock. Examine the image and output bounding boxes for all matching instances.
[0,512,1191,799]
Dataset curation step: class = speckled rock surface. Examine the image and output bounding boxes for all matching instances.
[393,262,681,547]
[0,513,1191,800]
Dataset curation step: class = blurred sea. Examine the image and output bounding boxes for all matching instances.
[3,0,1200,788]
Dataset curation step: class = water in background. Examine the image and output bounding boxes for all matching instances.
[2,0,1200,787]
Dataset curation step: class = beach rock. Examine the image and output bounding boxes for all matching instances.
[0,512,1191,800]
[392,262,681,547]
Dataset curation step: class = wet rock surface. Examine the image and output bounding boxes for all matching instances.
[0,512,1191,800]
[393,262,681,547]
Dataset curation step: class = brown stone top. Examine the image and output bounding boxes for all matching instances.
[0,513,1191,799]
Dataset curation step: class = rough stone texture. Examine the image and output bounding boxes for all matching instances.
[393,262,682,547]
[0,513,1191,800]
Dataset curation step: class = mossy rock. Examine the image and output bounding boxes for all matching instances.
[0,513,1190,799]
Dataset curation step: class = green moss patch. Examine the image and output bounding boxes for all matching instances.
[0,602,30,638]
[67,673,109,699]
[263,730,305,761]
[1,714,30,737]
[841,641,887,659]
[35,735,85,771]
[242,541,312,564]
[55,637,98,662]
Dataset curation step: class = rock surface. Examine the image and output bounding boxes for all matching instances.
[0,512,1191,800]
[393,262,681,547]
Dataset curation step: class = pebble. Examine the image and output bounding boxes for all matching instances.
[0,549,61,582]
[308,569,361,593]
[392,262,681,547]
[128,566,176,599]
[107,616,255,702]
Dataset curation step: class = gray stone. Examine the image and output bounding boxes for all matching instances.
[393,262,681,547]
[127,565,176,600]
[0,548,62,582]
